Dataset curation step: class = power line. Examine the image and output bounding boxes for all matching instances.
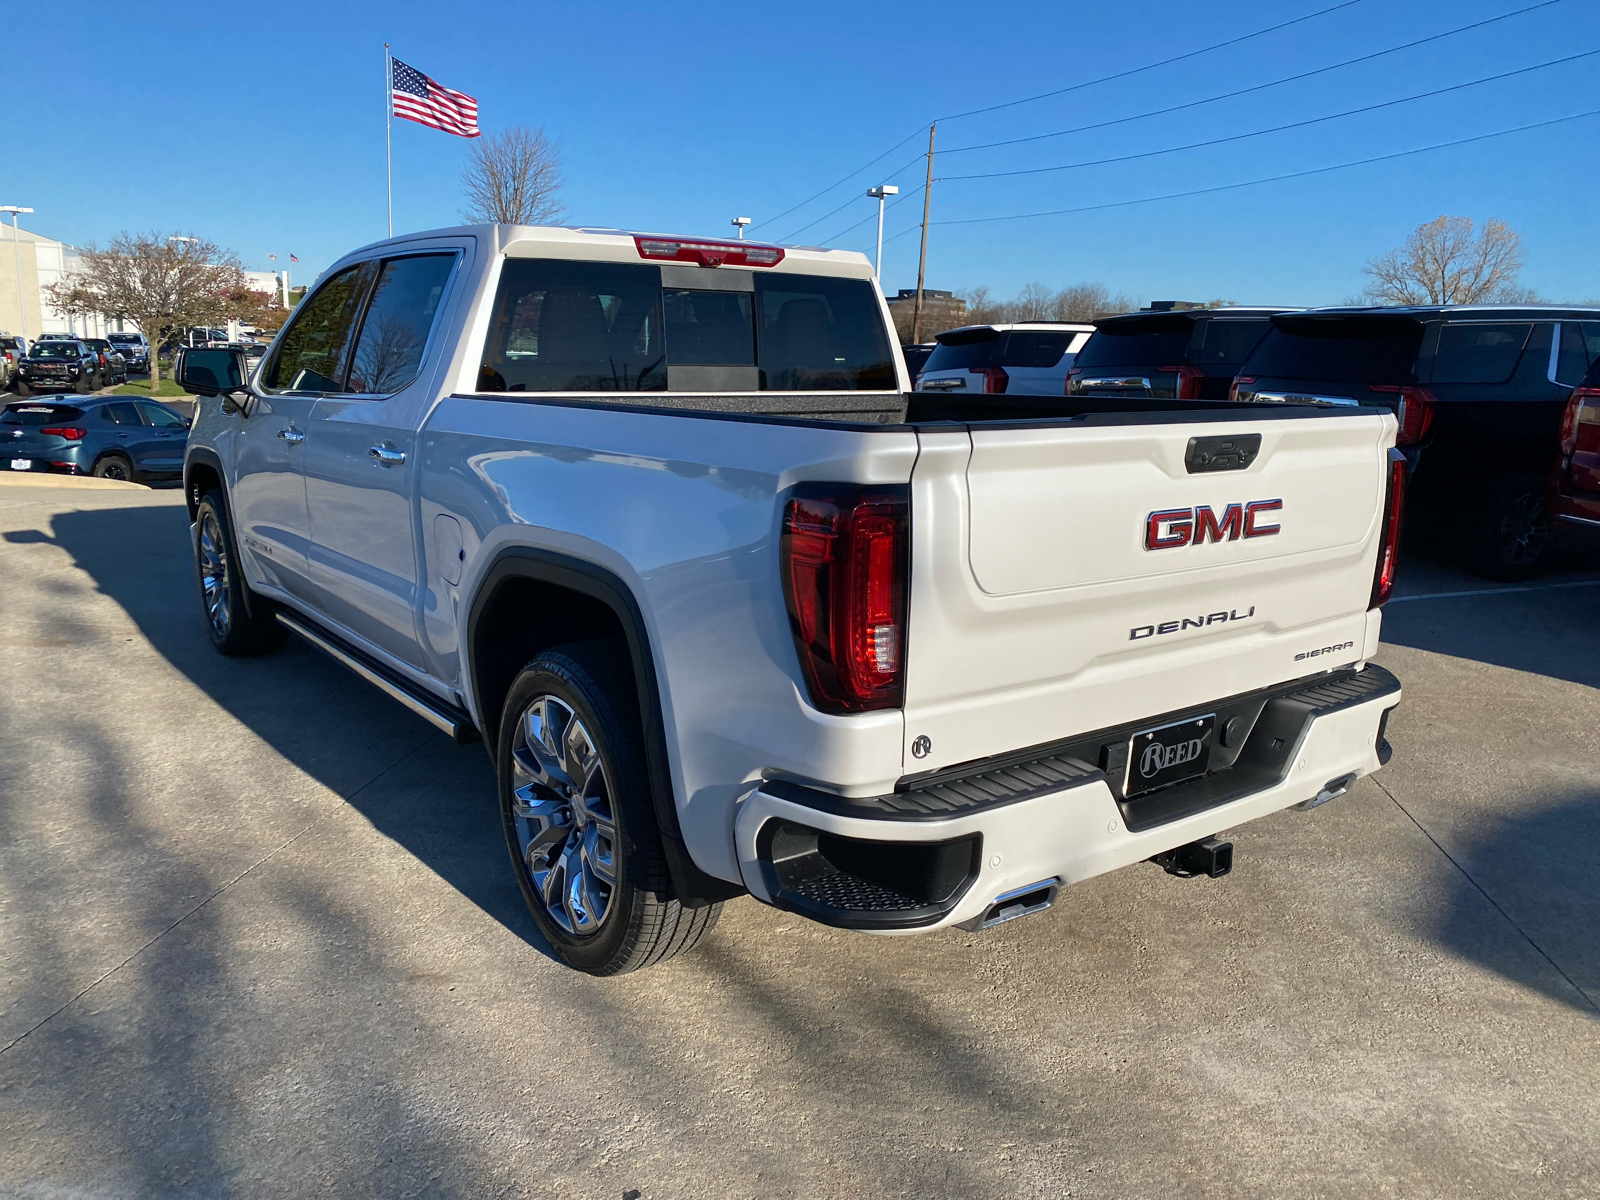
[753,0,1374,231]
[771,151,926,243]
[939,48,1600,182]
[913,108,1600,229]
[932,0,1367,123]
[942,0,1565,157]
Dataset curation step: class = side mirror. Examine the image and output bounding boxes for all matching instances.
[178,346,249,399]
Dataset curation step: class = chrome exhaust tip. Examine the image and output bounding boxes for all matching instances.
[960,878,1061,931]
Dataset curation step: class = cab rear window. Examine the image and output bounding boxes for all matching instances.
[3,404,84,425]
[477,260,894,392]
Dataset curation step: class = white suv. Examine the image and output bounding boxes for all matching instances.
[915,322,1094,397]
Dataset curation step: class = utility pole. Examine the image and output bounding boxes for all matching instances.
[911,123,935,345]
[867,185,898,281]
[1,206,35,342]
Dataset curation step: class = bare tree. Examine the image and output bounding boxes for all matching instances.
[959,282,1136,326]
[460,126,565,226]
[1362,216,1526,305]
[45,232,248,387]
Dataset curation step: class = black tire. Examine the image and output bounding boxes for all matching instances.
[14,379,30,398]
[193,488,286,656]
[497,643,721,975]
[92,453,134,481]
[1465,471,1552,582]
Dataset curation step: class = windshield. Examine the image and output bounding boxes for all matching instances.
[3,403,83,425]
[29,344,79,358]
[1245,316,1425,383]
[107,334,142,344]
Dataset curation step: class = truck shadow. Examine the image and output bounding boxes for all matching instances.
[19,501,556,966]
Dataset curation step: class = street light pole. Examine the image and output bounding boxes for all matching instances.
[866,185,898,281]
[731,217,751,240]
[1,206,35,342]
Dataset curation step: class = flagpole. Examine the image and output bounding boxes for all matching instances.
[384,43,393,238]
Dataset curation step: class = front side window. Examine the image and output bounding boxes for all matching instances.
[136,400,187,428]
[346,254,456,395]
[260,264,369,393]
[1432,323,1533,385]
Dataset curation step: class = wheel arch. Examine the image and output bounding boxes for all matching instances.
[466,547,743,906]
[185,447,226,520]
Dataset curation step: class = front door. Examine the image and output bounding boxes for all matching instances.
[304,252,459,670]
[231,262,372,605]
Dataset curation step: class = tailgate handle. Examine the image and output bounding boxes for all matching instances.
[1186,433,1261,474]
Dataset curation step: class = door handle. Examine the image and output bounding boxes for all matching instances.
[278,428,305,445]
[368,443,406,467]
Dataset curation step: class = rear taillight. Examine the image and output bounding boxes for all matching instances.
[1161,365,1204,400]
[1367,384,1437,446]
[1371,448,1407,609]
[1228,376,1255,403]
[979,366,1009,394]
[1559,386,1600,458]
[40,426,85,440]
[781,483,909,713]
[1064,366,1082,395]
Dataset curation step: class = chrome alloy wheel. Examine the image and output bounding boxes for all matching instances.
[510,695,617,936]
[197,509,232,638]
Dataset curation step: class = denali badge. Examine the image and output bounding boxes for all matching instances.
[1145,500,1282,550]
[1130,606,1256,640]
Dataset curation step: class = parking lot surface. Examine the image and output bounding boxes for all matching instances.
[1,484,1596,1199]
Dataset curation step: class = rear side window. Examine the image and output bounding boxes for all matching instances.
[1192,319,1271,368]
[997,331,1075,368]
[1555,323,1590,387]
[102,402,143,426]
[346,254,456,395]
[260,264,370,393]
[1244,317,1424,383]
[925,330,999,372]
[480,259,665,392]
[1432,323,1533,385]
[0,338,20,351]
[754,275,894,390]
[2,403,83,425]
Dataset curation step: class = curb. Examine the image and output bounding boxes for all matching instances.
[0,473,149,491]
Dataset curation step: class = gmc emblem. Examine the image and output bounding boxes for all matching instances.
[1145,500,1282,550]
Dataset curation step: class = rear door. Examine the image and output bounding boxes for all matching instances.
[902,410,1393,774]
[304,250,460,669]
[134,401,188,476]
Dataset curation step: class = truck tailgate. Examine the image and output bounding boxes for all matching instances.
[902,412,1395,775]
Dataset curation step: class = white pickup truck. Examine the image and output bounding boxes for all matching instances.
[178,225,1403,976]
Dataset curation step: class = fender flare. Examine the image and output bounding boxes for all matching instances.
[183,446,263,622]
[466,547,743,906]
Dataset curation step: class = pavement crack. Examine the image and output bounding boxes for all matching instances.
[0,734,436,1057]
[1374,776,1598,1014]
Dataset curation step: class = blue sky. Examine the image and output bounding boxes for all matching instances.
[10,0,1599,305]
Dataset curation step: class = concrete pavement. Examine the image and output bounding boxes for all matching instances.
[0,484,1595,1198]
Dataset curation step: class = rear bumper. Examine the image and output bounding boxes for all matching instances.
[735,664,1400,933]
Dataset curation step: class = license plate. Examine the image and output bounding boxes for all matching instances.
[10,459,31,471]
[1125,714,1215,797]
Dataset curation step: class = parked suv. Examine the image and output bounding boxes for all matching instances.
[916,322,1094,398]
[1233,306,1600,579]
[3,395,189,480]
[82,338,130,385]
[1069,308,1292,401]
[16,340,100,394]
[1550,353,1600,531]
[0,335,24,390]
[107,332,150,372]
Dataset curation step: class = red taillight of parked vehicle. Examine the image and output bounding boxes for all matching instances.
[979,366,1009,394]
[1371,448,1408,609]
[781,483,909,713]
[1162,365,1204,400]
[1558,386,1600,457]
[39,426,85,440]
[1228,376,1255,403]
[1064,367,1082,395]
[1367,384,1437,446]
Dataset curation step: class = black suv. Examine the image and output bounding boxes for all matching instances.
[1233,306,1600,579]
[1069,308,1292,401]
[17,340,101,394]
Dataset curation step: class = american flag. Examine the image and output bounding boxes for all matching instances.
[390,57,480,139]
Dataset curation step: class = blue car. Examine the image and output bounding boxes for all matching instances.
[2,394,189,482]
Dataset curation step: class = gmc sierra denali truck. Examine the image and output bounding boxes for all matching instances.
[179,224,1403,976]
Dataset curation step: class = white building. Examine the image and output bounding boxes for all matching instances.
[0,223,113,342]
